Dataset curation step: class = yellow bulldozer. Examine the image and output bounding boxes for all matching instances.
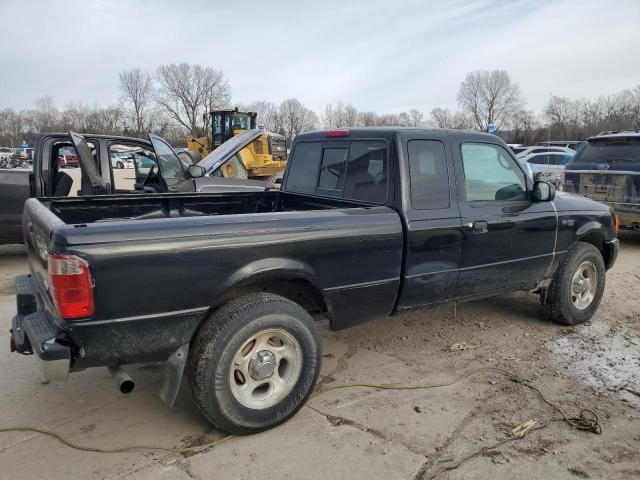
[187,108,287,181]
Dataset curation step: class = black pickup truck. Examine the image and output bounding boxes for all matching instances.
[10,128,619,434]
[0,131,269,244]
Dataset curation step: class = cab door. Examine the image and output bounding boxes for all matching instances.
[400,135,463,308]
[148,134,195,192]
[452,140,556,298]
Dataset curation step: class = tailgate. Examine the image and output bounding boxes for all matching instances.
[22,198,66,295]
[565,171,640,204]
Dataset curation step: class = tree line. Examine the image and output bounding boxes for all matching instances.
[1,64,639,149]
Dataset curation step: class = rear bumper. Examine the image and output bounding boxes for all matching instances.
[611,204,640,229]
[10,275,71,381]
[604,238,619,270]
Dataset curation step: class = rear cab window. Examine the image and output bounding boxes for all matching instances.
[407,140,450,209]
[286,139,389,204]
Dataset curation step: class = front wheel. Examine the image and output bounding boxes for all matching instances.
[116,161,124,169]
[188,293,322,434]
[544,242,606,325]
[222,155,249,180]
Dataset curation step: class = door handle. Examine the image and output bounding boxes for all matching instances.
[472,221,488,234]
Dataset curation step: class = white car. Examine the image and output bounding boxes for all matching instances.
[516,146,574,159]
[520,152,574,186]
[111,152,134,169]
[0,147,13,160]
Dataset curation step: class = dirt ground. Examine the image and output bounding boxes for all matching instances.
[0,234,638,480]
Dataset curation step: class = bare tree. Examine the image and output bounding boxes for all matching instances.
[279,98,318,145]
[457,70,524,131]
[119,68,154,134]
[323,102,358,128]
[0,109,24,146]
[509,109,538,145]
[33,95,59,131]
[245,100,282,133]
[155,63,231,136]
[430,107,473,129]
[399,109,424,127]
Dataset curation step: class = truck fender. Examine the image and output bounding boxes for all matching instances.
[223,257,318,290]
[575,221,607,241]
[216,257,332,319]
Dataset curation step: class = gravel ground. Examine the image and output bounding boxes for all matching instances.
[0,233,638,479]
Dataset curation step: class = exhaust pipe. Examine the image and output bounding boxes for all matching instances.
[107,366,135,394]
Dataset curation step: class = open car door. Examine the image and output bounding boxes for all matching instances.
[68,131,109,195]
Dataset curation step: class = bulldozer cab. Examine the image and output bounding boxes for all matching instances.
[212,109,257,150]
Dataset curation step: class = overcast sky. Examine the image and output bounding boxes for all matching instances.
[1,0,639,115]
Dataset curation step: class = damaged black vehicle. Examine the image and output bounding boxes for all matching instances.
[0,130,270,244]
[10,128,618,434]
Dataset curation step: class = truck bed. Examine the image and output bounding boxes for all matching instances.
[47,191,356,224]
[23,191,404,361]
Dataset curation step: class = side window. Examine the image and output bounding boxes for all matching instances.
[109,143,155,192]
[318,148,348,192]
[461,143,527,202]
[343,141,387,203]
[407,140,450,209]
[286,142,322,193]
[551,155,563,166]
[529,155,548,165]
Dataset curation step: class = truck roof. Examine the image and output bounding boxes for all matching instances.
[588,131,640,141]
[295,127,497,143]
[36,132,151,144]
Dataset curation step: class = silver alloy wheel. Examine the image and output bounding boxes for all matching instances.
[229,328,302,409]
[571,260,598,310]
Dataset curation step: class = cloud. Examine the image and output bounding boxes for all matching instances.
[1,0,639,114]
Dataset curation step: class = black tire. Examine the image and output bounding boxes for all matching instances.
[116,161,123,169]
[188,293,322,434]
[544,242,606,325]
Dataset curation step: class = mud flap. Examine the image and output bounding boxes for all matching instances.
[159,343,189,408]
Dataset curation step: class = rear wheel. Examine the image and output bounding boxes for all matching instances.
[222,155,249,180]
[544,242,606,325]
[116,161,124,169]
[188,293,322,434]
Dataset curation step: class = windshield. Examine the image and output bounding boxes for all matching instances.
[232,114,253,130]
[573,137,640,166]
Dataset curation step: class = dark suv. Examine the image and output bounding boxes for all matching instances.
[564,132,640,230]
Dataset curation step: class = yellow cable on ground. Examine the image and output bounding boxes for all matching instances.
[0,366,601,456]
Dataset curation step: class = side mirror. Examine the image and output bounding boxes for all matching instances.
[187,165,205,178]
[532,180,555,202]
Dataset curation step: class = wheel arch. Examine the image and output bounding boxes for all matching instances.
[575,223,608,263]
[191,258,332,342]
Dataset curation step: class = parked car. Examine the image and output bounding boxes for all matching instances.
[516,146,575,159]
[57,149,80,168]
[537,140,586,151]
[0,131,271,244]
[507,143,524,154]
[0,147,13,160]
[520,151,574,186]
[564,132,640,230]
[10,127,619,434]
[110,152,134,169]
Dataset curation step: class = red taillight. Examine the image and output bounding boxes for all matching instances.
[48,254,94,319]
[326,129,349,138]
